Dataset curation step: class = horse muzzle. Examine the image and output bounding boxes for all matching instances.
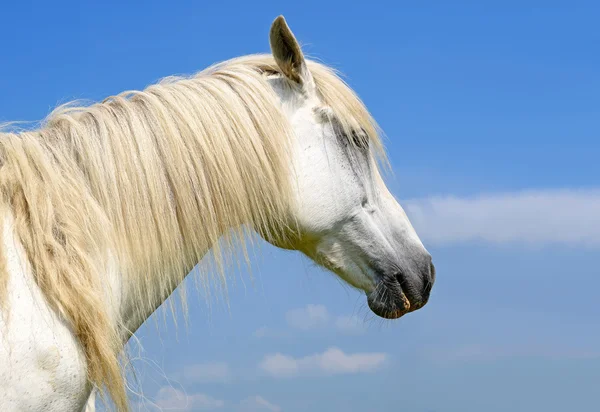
[366,262,435,319]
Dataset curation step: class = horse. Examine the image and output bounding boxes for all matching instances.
[0,16,435,411]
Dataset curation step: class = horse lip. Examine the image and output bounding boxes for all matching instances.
[366,276,411,319]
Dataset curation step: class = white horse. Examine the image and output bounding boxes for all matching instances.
[0,16,434,411]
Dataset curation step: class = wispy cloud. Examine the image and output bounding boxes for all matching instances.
[334,315,366,335]
[253,326,270,338]
[153,387,224,410]
[146,388,280,412]
[252,326,289,339]
[404,189,600,247]
[238,396,282,412]
[283,304,365,334]
[423,343,600,365]
[259,347,388,378]
[285,304,330,330]
[181,362,231,383]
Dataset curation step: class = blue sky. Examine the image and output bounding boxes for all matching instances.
[1,1,599,411]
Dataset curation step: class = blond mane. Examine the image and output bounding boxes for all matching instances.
[0,54,382,410]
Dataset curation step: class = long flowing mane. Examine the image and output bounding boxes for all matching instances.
[0,54,382,410]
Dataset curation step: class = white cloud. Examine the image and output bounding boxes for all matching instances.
[238,395,282,412]
[259,347,388,378]
[424,343,600,364]
[285,304,330,330]
[252,326,288,339]
[147,388,281,412]
[334,315,366,335]
[259,353,300,377]
[404,189,600,247]
[181,362,230,383]
[253,326,269,338]
[154,387,224,410]
[283,305,365,334]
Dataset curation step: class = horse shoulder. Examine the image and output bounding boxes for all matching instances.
[0,214,92,411]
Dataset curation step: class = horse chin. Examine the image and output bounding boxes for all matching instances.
[366,282,412,320]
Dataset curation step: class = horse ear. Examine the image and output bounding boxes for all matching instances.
[269,16,315,95]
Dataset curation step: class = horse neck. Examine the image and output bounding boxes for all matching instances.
[114,244,211,340]
[107,105,294,341]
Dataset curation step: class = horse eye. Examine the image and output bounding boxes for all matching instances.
[351,129,369,149]
[330,119,369,150]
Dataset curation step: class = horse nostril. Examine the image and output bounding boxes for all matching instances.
[393,271,406,287]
